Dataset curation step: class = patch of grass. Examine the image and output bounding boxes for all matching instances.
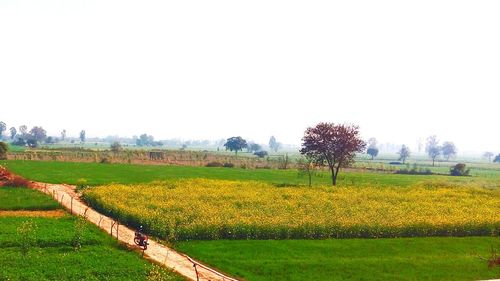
[2,160,495,188]
[0,216,184,281]
[0,186,61,211]
[176,237,500,281]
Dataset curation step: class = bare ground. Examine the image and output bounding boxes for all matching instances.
[0,210,66,217]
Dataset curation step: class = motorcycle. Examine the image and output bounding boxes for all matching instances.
[134,227,149,250]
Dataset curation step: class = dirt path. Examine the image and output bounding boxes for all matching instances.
[31,182,238,281]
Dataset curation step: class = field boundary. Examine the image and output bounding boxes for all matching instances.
[30,181,239,281]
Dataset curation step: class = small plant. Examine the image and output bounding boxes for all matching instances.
[76,178,89,192]
[17,220,37,256]
[72,216,87,251]
[450,163,470,176]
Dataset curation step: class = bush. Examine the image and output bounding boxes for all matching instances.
[7,176,31,187]
[254,151,268,158]
[450,163,470,176]
[223,162,234,168]
[76,178,89,192]
[395,163,432,175]
[100,157,111,164]
[205,162,223,167]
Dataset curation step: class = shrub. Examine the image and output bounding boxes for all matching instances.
[223,162,234,168]
[110,142,123,153]
[254,151,268,158]
[450,163,470,176]
[100,157,111,164]
[494,154,500,163]
[205,162,223,167]
[7,176,31,187]
[76,178,89,192]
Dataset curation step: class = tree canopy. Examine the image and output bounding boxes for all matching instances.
[300,122,365,186]
[224,136,248,155]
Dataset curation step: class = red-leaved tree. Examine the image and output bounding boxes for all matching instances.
[300,123,366,186]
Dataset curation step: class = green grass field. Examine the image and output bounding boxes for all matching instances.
[0,186,61,210]
[0,187,183,281]
[177,238,500,281]
[3,160,498,188]
[2,160,499,280]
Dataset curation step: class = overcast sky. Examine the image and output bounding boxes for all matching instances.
[1,0,499,152]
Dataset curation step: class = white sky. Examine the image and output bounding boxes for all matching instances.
[1,0,499,153]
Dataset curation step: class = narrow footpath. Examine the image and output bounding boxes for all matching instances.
[31,182,238,281]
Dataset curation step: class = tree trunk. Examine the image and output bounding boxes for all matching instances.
[329,165,336,186]
[308,171,312,187]
[432,157,435,166]
[334,166,341,186]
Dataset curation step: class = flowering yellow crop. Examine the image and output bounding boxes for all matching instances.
[83,179,500,240]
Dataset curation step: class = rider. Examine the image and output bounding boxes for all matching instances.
[135,225,146,246]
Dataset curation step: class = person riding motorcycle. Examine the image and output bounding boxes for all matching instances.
[134,225,147,247]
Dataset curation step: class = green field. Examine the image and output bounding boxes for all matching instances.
[177,238,500,281]
[2,160,499,280]
[0,187,183,281]
[3,160,498,188]
[0,186,61,210]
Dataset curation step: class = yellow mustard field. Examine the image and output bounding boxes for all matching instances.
[83,179,500,240]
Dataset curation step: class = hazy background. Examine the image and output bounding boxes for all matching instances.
[1,0,499,152]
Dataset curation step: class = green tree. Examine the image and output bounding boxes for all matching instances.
[483,151,494,162]
[9,127,17,140]
[425,135,441,166]
[367,147,379,160]
[398,145,411,164]
[79,130,86,143]
[224,136,248,155]
[0,121,6,140]
[29,126,47,144]
[441,141,457,161]
[268,136,281,152]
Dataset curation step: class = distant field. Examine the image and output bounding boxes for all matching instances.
[176,238,500,281]
[3,160,497,188]
[0,187,183,281]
